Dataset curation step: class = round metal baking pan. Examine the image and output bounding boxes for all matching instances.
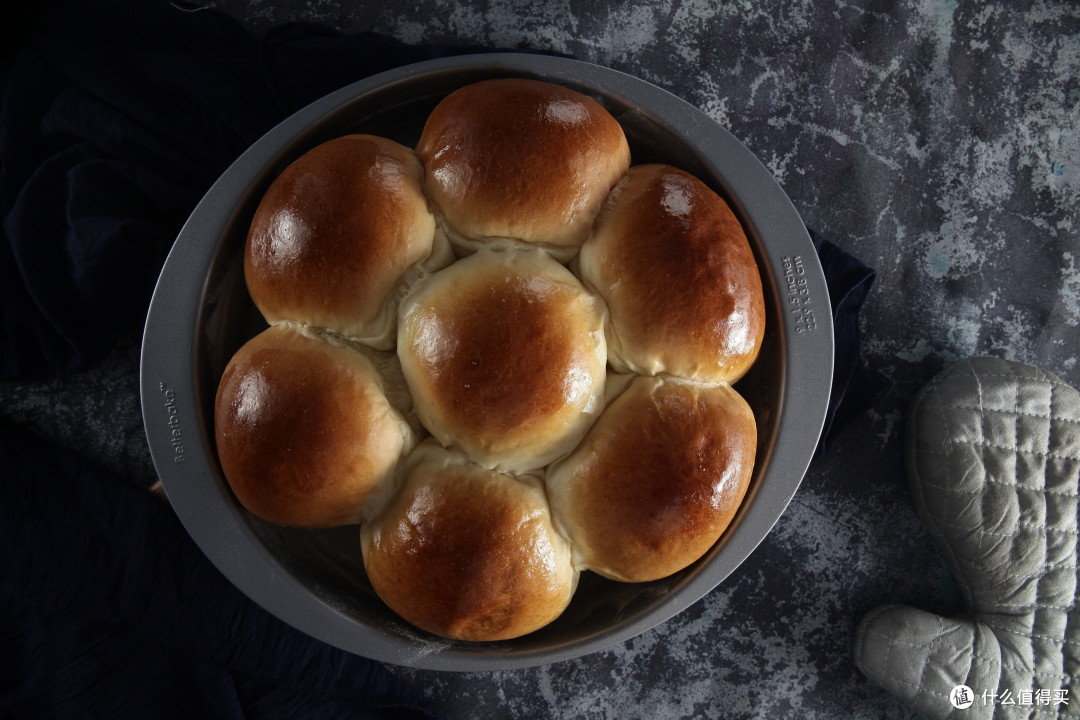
[140,53,834,671]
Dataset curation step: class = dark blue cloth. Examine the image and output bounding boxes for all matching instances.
[0,0,884,715]
[810,229,890,454]
[0,420,441,719]
[0,0,466,379]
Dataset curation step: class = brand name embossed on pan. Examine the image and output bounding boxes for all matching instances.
[159,382,186,464]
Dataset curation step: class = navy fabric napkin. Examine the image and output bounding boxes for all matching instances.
[1,0,886,716]
[1,0,467,380]
[809,229,889,454]
[0,420,441,720]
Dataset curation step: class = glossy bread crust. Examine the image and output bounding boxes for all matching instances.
[397,248,607,473]
[245,134,444,348]
[361,443,577,641]
[416,78,630,259]
[547,374,758,583]
[214,325,413,527]
[579,164,765,383]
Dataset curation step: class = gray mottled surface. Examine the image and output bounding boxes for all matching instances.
[3,0,1078,718]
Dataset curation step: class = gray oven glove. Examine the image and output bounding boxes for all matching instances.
[853,357,1080,719]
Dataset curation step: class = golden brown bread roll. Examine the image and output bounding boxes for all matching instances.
[361,442,577,641]
[415,78,630,260]
[397,248,607,473]
[578,164,765,383]
[546,374,757,583]
[245,134,450,349]
[214,324,413,528]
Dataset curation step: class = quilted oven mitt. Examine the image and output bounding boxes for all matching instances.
[854,357,1080,719]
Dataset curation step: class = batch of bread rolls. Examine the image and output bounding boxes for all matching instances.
[213,78,766,642]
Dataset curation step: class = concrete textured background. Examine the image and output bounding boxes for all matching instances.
[3,0,1078,718]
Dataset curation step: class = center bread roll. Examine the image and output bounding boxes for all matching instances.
[397,248,607,474]
[361,442,578,642]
